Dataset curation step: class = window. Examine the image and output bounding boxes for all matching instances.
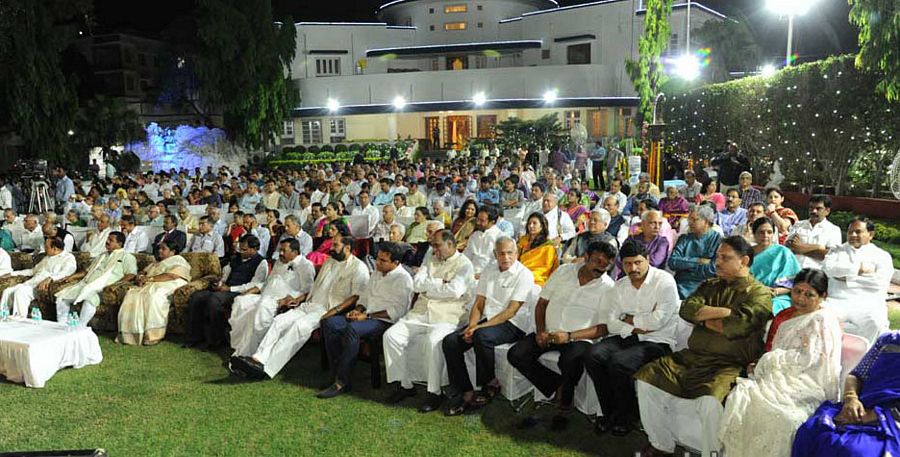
[282,120,294,137]
[315,58,341,76]
[665,33,679,56]
[429,7,435,14]
[445,4,467,13]
[477,115,497,138]
[567,43,591,64]
[590,109,611,137]
[477,5,483,10]
[475,55,487,69]
[329,118,346,143]
[429,25,435,31]
[542,49,551,60]
[446,55,468,70]
[477,22,483,28]
[138,53,146,66]
[444,22,467,31]
[431,58,440,71]
[564,110,581,130]
[126,75,136,91]
[301,120,322,144]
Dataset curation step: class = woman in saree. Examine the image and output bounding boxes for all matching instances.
[516,212,559,287]
[793,330,900,457]
[314,202,346,238]
[563,188,589,234]
[765,187,798,245]
[696,177,726,212]
[750,217,802,315]
[116,239,192,346]
[719,269,843,457]
[451,199,477,253]
[404,206,431,244]
[306,220,351,267]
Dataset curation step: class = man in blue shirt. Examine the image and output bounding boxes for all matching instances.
[54,167,75,211]
[590,141,607,190]
[717,189,747,237]
[475,176,499,205]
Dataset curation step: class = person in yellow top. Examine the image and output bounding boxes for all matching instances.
[517,212,559,287]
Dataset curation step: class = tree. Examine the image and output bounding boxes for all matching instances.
[692,17,762,83]
[0,0,92,164]
[162,0,298,150]
[626,0,674,123]
[849,0,900,101]
[72,95,144,166]
[495,114,566,151]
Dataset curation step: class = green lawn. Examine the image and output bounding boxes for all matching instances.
[0,335,646,456]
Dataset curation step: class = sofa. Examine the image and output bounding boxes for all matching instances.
[0,251,222,335]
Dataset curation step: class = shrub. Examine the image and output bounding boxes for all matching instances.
[321,144,334,152]
[334,144,348,153]
[308,145,320,153]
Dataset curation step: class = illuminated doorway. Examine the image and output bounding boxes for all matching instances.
[445,115,472,150]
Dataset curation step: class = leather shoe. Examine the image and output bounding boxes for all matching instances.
[639,445,674,457]
[418,393,444,413]
[386,387,416,404]
[593,416,612,435]
[610,423,630,437]
[444,395,467,416]
[317,383,350,399]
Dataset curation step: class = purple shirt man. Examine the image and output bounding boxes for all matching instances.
[613,211,670,278]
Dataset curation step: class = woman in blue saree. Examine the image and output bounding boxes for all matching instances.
[792,331,900,456]
[750,217,801,315]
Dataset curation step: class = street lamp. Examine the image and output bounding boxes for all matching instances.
[673,53,701,81]
[472,92,487,107]
[766,0,817,66]
[543,89,558,104]
[760,64,777,77]
[393,95,406,110]
[326,98,340,113]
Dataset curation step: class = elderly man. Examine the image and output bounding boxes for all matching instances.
[384,230,475,413]
[318,242,414,399]
[630,172,661,199]
[278,182,300,210]
[119,215,149,254]
[187,216,226,258]
[274,214,313,257]
[737,171,763,209]
[242,213,270,257]
[668,205,722,299]
[614,210,669,278]
[143,205,164,226]
[152,215,187,259]
[636,236,771,457]
[206,206,229,237]
[372,205,405,245]
[600,196,629,246]
[1,237,77,317]
[13,215,43,252]
[597,178,628,212]
[184,235,270,350]
[822,218,893,343]
[442,236,535,415]
[463,205,503,276]
[227,238,315,358]
[542,193,577,246]
[585,240,680,436]
[42,222,76,253]
[55,231,138,326]
[786,194,842,269]
[508,241,617,430]
[177,206,199,234]
[80,213,113,258]
[563,209,619,263]
[350,190,380,238]
[232,236,368,380]
[717,189,747,237]
[678,170,703,201]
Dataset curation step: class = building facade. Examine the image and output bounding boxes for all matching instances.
[284,0,724,150]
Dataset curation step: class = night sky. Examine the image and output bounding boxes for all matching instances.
[93,0,857,62]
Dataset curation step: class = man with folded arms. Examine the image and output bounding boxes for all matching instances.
[585,239,679,437]
[1,237,77,317]
[80,214,113,258]
[317,242,413,399]
[231,236,368,379]
[442,236,535,415]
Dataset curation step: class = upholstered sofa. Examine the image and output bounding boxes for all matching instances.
[0,251,222,335]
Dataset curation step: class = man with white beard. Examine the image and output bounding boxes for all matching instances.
[228,238,315,359]
[230,235,368,379]
[1,237,77,317]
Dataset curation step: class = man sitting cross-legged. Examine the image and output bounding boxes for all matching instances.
[442,236,535,416]
[230,235,368,380]
[1,237,77,317]
[317,242,414,399]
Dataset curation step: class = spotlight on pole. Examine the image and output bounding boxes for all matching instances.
[67,130,75,136]
[326,98,340,113]
[673,54,701,81]
[472,92,487,107]
[760,64,777,77]
[393,95,407,110]
[542,89,558,104]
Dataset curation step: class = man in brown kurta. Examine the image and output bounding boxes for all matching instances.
[634,236,772,457]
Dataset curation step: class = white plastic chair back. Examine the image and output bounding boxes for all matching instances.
[840,333,869,384]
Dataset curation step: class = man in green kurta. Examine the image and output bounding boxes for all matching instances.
[635,235,772,457]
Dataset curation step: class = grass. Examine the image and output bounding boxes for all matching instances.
[0,335,646,456]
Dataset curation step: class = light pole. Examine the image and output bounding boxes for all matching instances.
[766,0,817,66]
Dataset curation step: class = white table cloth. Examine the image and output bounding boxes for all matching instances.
[0,318,103,388]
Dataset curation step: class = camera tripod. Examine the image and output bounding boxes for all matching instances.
[28,181,52,214]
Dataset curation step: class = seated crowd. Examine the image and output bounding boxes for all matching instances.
[0,159,896,457]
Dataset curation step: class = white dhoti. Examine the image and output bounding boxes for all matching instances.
[637,380,724,456]
[55,283,102,327]
[252,302,326,378]
[824,298,888,344]
[383,313,458,395]
[229,294,280,357]
[1,284,37,317]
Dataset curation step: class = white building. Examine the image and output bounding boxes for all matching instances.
[283,0,724,150]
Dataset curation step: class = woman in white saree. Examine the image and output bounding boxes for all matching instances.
[116,240,192,345]
[719,268,843,457]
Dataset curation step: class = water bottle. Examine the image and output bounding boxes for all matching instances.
[70,312,80,330]
[32,307,42,323]
[0,302,8,322]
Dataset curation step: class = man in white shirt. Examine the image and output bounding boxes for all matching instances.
[596,178,628,213]
[13,214,43,252]
[227,237,315,357]
[786,194,842,269]
[120,215,149,254]
[1,237,77,317]
[822,217,894,343]
[81,214,113,258]
[187,216,226,258]
[231,236,368,379]
[393,193,416,219]
[542,193,577,245]
[184,234,270,349]
[207,206,229,237]
[274,215,313,258]
[318,242,414,399]
[372,205,405,244]
[384,229,476,413]
[584,240,680,436]
[351,190,380,238]
[463,205,504,277]
[521,182,545,222]
[242,213,270,257]
[442,236,535,415]
[507,241,617,430]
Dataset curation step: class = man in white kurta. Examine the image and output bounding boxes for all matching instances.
[542,193,577,244]
[80,214,113,258]
[463,205,504,277]
[236,236,368,379]
[13,215,43,252]
[1,238,77,317]
[229,239,315,358]
[786,195,842,269]
[383,229,476,413]
[120,216,149,254]
[55,231,138,326]
[822,218,893,343]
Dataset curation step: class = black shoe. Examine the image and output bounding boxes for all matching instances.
[445,395,467,416]
[230,356,267,380]
[550,414,569,431]
[181,340,201,349]
[418,393,444,413]
[611,422,631,437]
[317,383,350,399]
[594,416,612,435]
[386,386,416,404]
[517,416,540,430]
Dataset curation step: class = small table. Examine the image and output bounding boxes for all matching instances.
[0,318,103,388]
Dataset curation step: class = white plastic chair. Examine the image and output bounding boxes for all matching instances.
[840,332,869,385]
